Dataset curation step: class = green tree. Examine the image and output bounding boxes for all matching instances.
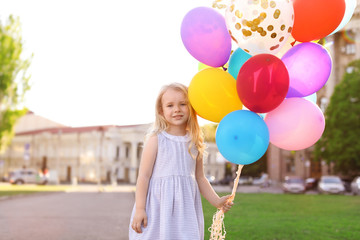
[201,123,218,142]
[0,15,31,152]
[314,59,360,177]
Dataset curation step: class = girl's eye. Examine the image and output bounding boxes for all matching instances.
[167,105,173,107]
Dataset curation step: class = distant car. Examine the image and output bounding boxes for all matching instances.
[253,173,270,187]
[238,176,253,185]
[305,178,318,190]
[217,175,233,185]
[206,175,216,184]
[318,176,345,194]
[342,179,352,192]
[8,169,48,185]
[282,176,305,194]
[351,176,360,195]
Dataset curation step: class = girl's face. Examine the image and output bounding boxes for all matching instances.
[161,88,190,129]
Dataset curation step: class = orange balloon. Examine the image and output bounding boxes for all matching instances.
[292,0,345,42]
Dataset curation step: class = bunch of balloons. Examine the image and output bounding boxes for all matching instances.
[181,0,356,166]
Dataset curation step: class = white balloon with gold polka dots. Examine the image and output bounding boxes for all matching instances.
[225,0,294,55]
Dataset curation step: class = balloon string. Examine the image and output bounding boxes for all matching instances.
[209,164,244,240]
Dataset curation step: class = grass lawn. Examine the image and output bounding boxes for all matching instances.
[202,193,360,240]
[0,191,44,197]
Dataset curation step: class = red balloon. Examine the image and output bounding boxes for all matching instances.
[292,0,345,42]
[237,54,289,113]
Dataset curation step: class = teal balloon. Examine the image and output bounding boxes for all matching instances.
[228,48,251,80]
[303,92,317,104]
[259,113,266,119]
[215,110,269,165]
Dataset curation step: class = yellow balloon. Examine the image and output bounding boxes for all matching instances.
[189,68,242,123]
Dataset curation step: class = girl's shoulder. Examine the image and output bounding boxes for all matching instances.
[146,133,158,143]
[143,133,158,147]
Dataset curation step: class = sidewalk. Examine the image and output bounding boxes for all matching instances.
[0,190,135,240]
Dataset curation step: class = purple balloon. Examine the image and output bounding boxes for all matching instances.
[281,42,332,98]
[181,7,231,68]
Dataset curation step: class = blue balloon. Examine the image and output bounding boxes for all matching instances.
[228,48,251,80]
[215,110,269,165]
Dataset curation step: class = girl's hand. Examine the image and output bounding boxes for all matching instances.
[217,195,234,213]
[131,209,148,233]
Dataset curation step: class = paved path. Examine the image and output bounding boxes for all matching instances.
[0,191,135,240]
[0,184,292,240]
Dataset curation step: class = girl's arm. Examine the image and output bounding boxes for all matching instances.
[131,134,158,234]
[195,154,233,212]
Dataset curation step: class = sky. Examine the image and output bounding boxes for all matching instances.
[1,0,216,127]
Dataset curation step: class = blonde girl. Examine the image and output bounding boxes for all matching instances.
[129,83,233,239]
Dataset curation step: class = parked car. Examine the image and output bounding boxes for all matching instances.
[238,176,253,185]
[282,176,306,194]
[351,176,360,195]
[217,175,233,185]
[342,179,352,192]
[253,173,270,187]
[305,178,318,190]
[318,175,345,194]
[8,169,48,185]
[206,175,216,184]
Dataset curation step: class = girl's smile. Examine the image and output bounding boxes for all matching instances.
[161,88,189,130]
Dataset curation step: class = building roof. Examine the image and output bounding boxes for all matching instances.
[15,124,146,136]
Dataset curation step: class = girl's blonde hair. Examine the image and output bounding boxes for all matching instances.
[147,82,205,159]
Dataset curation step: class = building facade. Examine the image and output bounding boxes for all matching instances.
[267,1,360,183]
[0,112,225,184]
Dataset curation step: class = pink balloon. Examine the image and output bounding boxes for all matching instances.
[264,98,325,151]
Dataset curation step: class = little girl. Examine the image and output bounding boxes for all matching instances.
[129,83,233,239]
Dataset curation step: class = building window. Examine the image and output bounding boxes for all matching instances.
[137,143,143,160]
[125,146,129,158]
[115,146,120,161]
[345,44,356,55]
[286,158,295,173]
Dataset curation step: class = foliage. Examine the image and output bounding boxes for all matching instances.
[201,123,218,143]
[314,59,360,177]
[203,194,360,240]
[242,151,267,177]
[0,15,31,152]
[201,123,267,177]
